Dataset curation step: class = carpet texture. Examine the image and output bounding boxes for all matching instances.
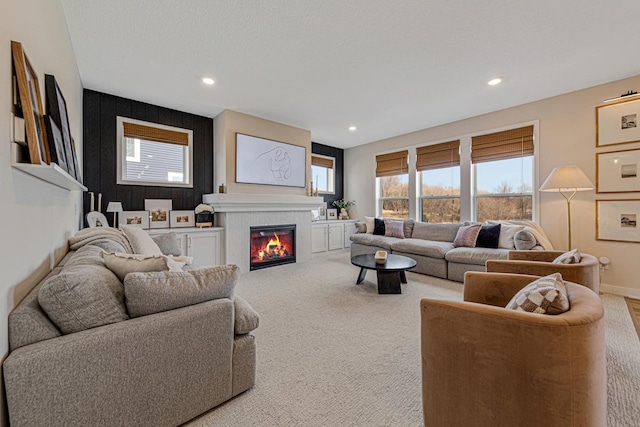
[187,252,640,427]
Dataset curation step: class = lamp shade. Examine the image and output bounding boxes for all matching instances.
[539,165,594,192]
[106,202,123,213]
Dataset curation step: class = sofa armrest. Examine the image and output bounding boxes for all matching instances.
[463,271,540,307]
[4,298,235,427]
[234,296,259,334]
[507,250,565,261]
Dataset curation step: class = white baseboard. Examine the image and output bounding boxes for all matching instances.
[601,283,640,299]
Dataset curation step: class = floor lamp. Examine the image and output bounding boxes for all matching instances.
[539,165,594,250]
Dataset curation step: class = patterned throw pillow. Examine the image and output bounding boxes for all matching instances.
[552,249,582,264]
[506,273,570,315]
[453,224,482,248]
[373,218,386,235]
[475,223,501,248]
[384,219,405,239]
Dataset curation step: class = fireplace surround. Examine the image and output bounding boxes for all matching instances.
[250,224,296,270]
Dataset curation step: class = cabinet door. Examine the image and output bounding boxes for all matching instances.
[186,233,220,267]
[343,222,356,248]
[328,223,344,250]
[311,225,328,253]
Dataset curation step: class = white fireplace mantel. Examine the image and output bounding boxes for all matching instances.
[202,193,324,212]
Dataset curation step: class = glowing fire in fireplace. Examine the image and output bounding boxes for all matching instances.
[257,232,290,261]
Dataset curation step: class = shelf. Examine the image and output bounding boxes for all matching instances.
[12,161,87,191]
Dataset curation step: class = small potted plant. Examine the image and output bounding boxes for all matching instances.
[195,203,215,228]
[332,199,356,220]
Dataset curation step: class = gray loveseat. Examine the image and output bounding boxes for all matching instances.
[350,220,543,282]
[4,240,258,426]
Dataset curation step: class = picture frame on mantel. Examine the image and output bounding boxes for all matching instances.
[596,148,640,193]
[145,199,172,229]
[11,41,49,165]
[596,97,640,147]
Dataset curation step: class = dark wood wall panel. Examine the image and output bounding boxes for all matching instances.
[311,142,344,208]
[83,89,214,224]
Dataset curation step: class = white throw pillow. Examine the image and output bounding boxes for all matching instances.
[121,225,163,255]
[364,216,375,234]
[497,224,525,249]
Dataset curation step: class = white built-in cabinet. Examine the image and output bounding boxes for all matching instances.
[148,227,224,267]
[311,220,357,254]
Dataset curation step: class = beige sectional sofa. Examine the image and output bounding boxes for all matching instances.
[4,235,258,427]
[350,220,544,282]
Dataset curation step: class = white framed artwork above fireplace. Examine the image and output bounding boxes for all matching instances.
[203,193,324,273]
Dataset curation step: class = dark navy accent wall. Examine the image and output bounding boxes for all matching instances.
[311,142,344,208]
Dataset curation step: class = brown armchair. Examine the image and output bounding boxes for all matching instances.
[486,250,600,293]
[420,272,606,427]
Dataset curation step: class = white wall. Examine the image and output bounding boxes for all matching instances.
[345,75,640,297]
[0,0,83,381]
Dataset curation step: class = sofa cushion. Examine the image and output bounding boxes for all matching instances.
[411,222,462,242]
[234,296,260,335]
[553,249,582,264]
[514,229,537,250]
[152,232,183,256]
[373,218,385,235]
[350,233,403,250]
[384,219,405,238]
[476,224,501,249]
[453,224,482,248]
[497,224,525,249]
[445,247,509,266]
[38,247,129,334]
[391,239,454,259]
[121,225,163,255]
[506,273,570,315]
[102,253,184,282]
[124,265,239,318]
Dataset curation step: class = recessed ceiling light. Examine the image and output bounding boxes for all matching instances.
[348,126,357,131]
[488,77,502,86]
[202,77,215,85]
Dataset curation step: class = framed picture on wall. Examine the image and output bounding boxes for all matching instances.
[145,199,172,229]
[597,148,640,193]
[596,199,640,243]
[45,74,76,179]
[170,210,195,228]
[596,98,640,147]
[119,211,150,229]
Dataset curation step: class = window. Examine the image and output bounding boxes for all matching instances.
[377,150,409,218]
[417,140,461,223]
[472,126,534,222]
[311,155,335,194]
[116,117,193,187]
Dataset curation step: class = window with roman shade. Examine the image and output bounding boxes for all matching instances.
[417,140,461,223]
[472,125,534,222]
[311,154,335,194]
[377,150,409,218]
[117,116,193,187]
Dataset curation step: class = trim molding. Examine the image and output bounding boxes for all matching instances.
[601,283,640,299]
[203,193,324,212]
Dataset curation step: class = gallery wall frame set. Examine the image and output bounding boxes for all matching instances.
[596,147,640,193]
[596,199,640,243]
[596,97,640,147]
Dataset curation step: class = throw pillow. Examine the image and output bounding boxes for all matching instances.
[102,253,184,282]
[453,224,482,248]
[552,249,582,264]
[373,218,386,235]
[505,273,570,315]
[38,262,129,334]
[354,222,367,233]
[152,232,182,256]
[403,219,415,238]
[384,219,404,239]
[121,225,163,255]
[365,216,375,234]
[475,224,501,249]
[497,224,525,249]
[514,229,537,250]
[124,264,240,318]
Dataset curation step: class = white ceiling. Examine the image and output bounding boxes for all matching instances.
[61,0,640,149]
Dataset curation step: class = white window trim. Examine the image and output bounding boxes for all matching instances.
[116,116,194,188]
[311,153,336,195]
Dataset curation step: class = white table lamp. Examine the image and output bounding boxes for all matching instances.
[539,165,594,249]
[106,202,123,228]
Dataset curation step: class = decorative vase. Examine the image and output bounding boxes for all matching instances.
[195,212,213,228]
[340,208,349,220]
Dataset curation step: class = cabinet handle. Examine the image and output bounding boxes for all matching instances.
[188,237,192,249]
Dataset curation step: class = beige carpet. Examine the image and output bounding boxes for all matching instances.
[187,251,640,427]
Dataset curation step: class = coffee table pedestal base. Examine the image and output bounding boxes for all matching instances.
[356,268,408,294]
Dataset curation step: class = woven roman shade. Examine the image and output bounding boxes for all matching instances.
[471,125,534,164]
[416,140,460,172]
[312,156,334,168]
[123,122,189,146]
[376,150,408,177]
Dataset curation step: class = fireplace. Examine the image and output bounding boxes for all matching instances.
[249,224,296,270]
